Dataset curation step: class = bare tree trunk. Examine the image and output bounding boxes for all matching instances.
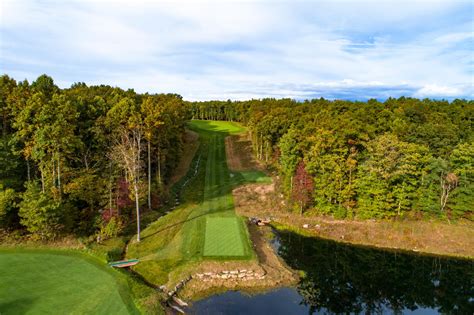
[27,159,31,182]
[52,158,55,187]
[57,153,61,198]
[135,183,141,242]
[157,149,162,186]
[108,161,113,211]
[111,127,144,241]
[147,139,151,209]
[41,167,45,193]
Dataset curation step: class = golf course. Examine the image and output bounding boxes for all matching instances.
[0,249,139,315]
[0,120,270,314]
[127,120,269,284]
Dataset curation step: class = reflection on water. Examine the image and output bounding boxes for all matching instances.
[277,231,473,314]
[190,230,474,314]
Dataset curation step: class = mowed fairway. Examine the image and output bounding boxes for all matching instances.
[127,120,254,284]
[0,250,138,315]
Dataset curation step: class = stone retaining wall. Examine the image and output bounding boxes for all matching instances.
[194,269,266,282]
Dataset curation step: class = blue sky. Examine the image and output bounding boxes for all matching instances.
[1,0,473,101]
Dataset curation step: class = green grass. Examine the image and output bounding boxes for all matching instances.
[232,170,272,185]
[127,120,255,285]
[187,120,245,135]
[0,249,139,315]
[203,217,245,257]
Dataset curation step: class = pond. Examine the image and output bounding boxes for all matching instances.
[189,230,474,314]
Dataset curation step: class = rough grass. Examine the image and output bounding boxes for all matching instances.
[127,120,254,286]
[203,217,245,257]
[0,249,139,315]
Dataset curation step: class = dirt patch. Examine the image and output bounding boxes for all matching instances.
[233,183,279,216]
[225,134,262,171]
[169,129,199,186]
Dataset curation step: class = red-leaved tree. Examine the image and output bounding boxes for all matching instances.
[292,161,314,215]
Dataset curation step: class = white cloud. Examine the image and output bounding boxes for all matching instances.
[415,84,465,98]
[1,0,472,100]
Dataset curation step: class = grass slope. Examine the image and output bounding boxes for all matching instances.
[0,249,138,315]
[127,120,254,284]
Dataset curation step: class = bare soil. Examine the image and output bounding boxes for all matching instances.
[225,134,262,171]
[168,129,200,186]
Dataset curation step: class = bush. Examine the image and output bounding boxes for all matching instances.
[18,182,63,239]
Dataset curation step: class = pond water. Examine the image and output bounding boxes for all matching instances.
[189,230,474,314]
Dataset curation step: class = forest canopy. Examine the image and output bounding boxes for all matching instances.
[189,97,473,220]
[0,74,189,240]
[0,73,472,241]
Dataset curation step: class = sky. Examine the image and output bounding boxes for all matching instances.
[0,0,473,101]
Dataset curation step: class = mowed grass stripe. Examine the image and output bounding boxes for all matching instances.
[203,217,245,257]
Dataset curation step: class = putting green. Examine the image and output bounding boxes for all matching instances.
[0,250,138,315]
[204,217,245,257]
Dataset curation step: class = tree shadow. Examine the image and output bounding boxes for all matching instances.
[140,196,235,241]
[0,298,37,315]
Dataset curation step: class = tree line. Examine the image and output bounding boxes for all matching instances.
[1,73,471,242]
[190,98,473,219]
[0,74,189,240]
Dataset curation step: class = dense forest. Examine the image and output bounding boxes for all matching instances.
[1,74,472,242]
[190,98,473,220]
[0,74,189,240]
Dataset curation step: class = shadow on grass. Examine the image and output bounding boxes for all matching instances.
[141,198,236,241]
[0,298,37,315]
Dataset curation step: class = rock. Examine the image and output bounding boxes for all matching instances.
[303,224,309,228]
[239,269,247,273]
[204,272,213,276]
[246,270,253,274]
[230,270,238,275]
[222,270,229,274]
[238,274,245,278]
